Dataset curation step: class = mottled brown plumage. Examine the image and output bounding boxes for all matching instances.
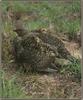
[13,27,75,72]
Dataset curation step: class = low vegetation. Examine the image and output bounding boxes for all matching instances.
[0,69,31,98]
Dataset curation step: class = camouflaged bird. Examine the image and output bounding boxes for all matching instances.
[13,27,75,72]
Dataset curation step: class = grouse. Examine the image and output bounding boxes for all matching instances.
[13,27,75,72]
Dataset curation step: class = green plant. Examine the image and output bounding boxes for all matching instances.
[0,69,31,98]
[68,59,81,79]
[60,59,81,81]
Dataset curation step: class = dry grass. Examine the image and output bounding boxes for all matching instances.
[1,63,81,99]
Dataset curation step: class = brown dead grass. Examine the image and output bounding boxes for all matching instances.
[2,63,81,99]
[63,41,81,59]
